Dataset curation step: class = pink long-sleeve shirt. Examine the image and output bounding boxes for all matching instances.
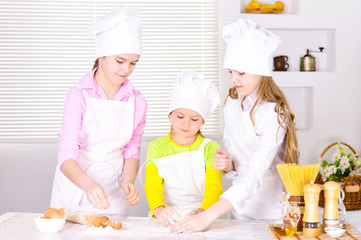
[57,68,147,166]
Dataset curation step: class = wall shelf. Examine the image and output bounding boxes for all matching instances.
[271,28,336,72]
[273,72,335,87]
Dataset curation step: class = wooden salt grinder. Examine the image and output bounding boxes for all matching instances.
[303,182,321,236]
[323,181,340,230]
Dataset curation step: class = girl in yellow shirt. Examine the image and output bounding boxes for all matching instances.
[144,70,223,226]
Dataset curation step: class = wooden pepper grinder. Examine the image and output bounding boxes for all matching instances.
[323,181,340,231]
[303,181,321,236]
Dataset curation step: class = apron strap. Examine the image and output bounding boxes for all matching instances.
[199,138,211,150]
[138,159,155,187]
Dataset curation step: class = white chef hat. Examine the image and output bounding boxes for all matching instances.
[88,7,141,58]
[223,18,281,76]
[168,70,220,121]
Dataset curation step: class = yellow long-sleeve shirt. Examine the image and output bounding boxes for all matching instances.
[144,134,223,215]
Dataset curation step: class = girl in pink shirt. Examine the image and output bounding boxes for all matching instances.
[50,7,147,216]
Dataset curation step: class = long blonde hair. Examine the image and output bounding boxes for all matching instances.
[226,76,299,164]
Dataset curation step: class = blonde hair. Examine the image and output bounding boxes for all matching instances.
[226,76,299,164]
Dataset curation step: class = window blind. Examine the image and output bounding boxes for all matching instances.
[0,0,219,142]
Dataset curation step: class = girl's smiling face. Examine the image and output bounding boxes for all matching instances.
[169,108,204,141]
[229,69,262,96]
[100,54,140,85]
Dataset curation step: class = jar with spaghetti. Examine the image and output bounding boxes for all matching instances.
[276,164,320,232]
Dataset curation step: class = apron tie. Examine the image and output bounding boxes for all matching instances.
[72,150,123,205]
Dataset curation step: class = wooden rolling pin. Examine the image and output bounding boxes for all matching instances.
[65,209,122,229]
[42,208,122,229]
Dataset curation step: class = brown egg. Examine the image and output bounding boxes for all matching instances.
[44,208,63,219]
[49,213,63,219]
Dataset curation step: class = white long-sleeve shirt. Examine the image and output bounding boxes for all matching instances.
[221,89,286,216]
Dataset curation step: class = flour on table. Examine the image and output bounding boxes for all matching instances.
[150,207,193,226]
[84,226,117,236]
[84,209,196,237]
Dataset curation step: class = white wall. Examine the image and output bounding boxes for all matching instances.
[0,143,58,214]
[1,0,361,215]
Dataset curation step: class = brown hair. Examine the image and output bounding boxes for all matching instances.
[226,76,299,164]
[92,58,99,70]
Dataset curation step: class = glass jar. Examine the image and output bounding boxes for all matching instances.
[338,182,346,227]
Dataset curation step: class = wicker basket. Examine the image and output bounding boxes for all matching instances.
[315,142,361,210]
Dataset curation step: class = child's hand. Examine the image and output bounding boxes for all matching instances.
[170,210,213,234]
[213,149,233,172]
[185,208,204,217]
[121,182,139,206]
[84,181,111,210]
[154,206,182,226]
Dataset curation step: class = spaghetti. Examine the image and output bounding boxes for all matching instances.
[276,164,320,196]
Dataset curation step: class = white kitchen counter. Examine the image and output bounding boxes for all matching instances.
[0,212,274,240]
[0,210,360,240]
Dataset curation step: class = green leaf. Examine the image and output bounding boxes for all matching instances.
[350,162,355,169]
[321,160,328,168]
[343,169,351,177]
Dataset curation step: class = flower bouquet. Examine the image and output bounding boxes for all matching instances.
[316,142,361,210]
[319,143,361,182]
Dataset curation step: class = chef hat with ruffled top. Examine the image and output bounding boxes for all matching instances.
[88,7,141,58]
[223,18,281,76]
[168,70,220,121]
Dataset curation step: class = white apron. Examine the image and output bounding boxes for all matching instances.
[151,138,211,210]
[51,89,134,216]
[228,109,283,220]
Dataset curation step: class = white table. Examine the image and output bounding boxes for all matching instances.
[1,210,360,240]
[0,212,274,240]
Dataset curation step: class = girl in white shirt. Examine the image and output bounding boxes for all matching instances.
[171,18,299,233]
